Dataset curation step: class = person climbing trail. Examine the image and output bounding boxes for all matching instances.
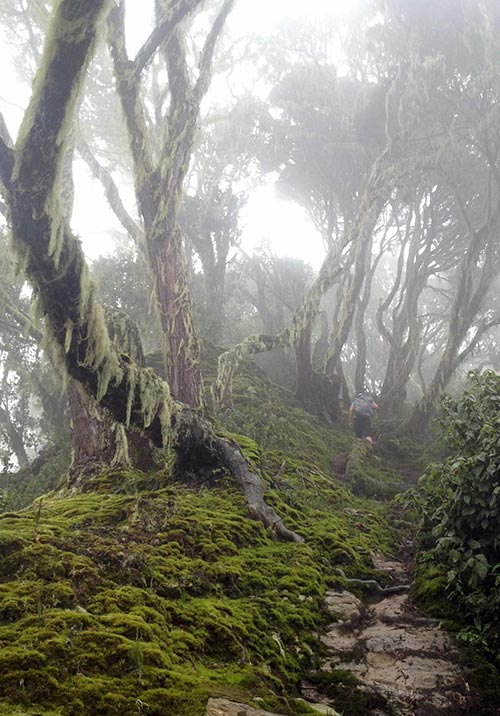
[349,391,378,444]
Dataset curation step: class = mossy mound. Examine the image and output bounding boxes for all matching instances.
[345,440,403,499]
[0,452,395,716]
[214,362,352,474]
[0,349,399,715]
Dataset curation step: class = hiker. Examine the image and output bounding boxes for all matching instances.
[349,392,379,444]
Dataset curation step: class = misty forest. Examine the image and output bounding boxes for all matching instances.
[0,0,500,714]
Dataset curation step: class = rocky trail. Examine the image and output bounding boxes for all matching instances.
[301,548,473,716]
[206,544,492,716]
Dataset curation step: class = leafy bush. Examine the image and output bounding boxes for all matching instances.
[413,371,500,653]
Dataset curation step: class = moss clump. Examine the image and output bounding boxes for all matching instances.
[412,560,455,618]
[345,440,402,499]
[210,357,352,473]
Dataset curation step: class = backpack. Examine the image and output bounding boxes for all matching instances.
[353,394,373,417]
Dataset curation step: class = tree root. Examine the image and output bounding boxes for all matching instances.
[336,568,410,595]
[174,407,304,543]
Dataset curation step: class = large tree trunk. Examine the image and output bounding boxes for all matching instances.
[68,380,157,482]
[294,322,340,422]
[0,0,301,543]
[68,308,157,481]
[147,222,203,408]
[406,345,455,433]
[203,259,226,342]
[325,237,373,374]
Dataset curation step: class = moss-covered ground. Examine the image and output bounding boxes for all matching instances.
[0,358,399,716]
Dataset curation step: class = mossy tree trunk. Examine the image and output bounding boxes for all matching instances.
[408,212,500,433]
[377,202,435,417]
[324,215,377,374]
[0,0,302,543]
[353,222,389,395]
[107,0,234,409]
[68,308,157,481]
[294,321,340,421]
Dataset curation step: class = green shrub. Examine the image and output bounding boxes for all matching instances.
[412,371,500,654]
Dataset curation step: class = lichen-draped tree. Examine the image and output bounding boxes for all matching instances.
[214,146,395,415]
[375,196,452,417]
[107,0,235,409]
[352,220,392,395]
[383,2,500,429]
[68,307,157,482]
[408,213,500,433]
[0,0,302,544]
[214,52,420,415]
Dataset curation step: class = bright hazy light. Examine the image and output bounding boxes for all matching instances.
[125,0,353,52]
[232,0,352,31]
[0,1,352,267]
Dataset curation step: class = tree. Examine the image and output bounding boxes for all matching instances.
[106,0,237,409]
[0,0,302,543]
[180,98,263,342]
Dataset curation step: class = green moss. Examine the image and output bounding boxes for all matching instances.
[345,439,402,499]
[212,359,352,473]
[0,357,401,715]
[0,458,396,715]
[412,560,456,619]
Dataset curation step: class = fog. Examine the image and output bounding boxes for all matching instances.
[0,0,500,468]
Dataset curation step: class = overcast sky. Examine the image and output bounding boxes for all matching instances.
[0,0,357,269]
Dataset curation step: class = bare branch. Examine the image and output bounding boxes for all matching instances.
[195,0,235,100]
[134,0,203,76]
[77,132,142,243]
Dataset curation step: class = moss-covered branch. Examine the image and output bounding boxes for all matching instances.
[133,0,203,76]
[195,0,235,100]
[107,2,154,186]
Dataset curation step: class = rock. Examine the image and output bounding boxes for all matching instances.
[361,623,458,656]
[297,700,342,715]
[324,590,363,622]
[205,698,286,716]
[371,594,408,621]
[316,556,472,715]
